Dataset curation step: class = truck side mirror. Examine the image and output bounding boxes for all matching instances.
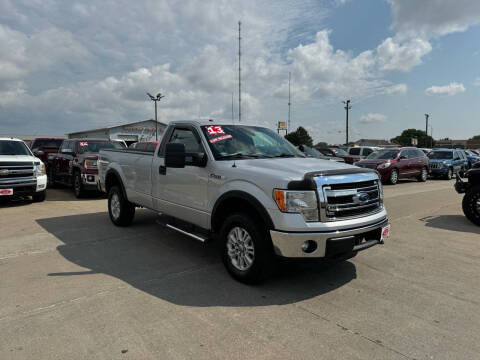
[165,143,185,168]
[399,155,407,161]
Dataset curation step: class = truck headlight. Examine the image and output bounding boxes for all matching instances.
[377,162,391,169]
[84,160,98,169]
[35,162,46,176]
[273,190,319,222]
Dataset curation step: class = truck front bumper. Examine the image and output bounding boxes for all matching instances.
[81,173,99,190]
[270,218,389,258]
[0,175,47,197]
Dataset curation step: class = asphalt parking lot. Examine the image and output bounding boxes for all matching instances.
[1,179,479,360]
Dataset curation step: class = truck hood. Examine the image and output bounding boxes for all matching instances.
[0,155,38,163]
[230,157,359,180]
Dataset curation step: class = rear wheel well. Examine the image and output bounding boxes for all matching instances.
[105,171,122,195]
[211,196,273,233]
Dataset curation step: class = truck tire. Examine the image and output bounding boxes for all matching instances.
[220,212,275,284]
[32,191,46,202]
[108,186,135,226]
[389,169,398,185]
[73,170,86,198]
[417,166,428,182]
[47,167,56,188]
[462,185,480,226]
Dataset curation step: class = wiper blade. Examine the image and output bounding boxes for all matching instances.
[272,153,296,158]
[217,153,261,160]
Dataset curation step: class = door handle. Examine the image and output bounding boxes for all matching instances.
[159,166,166,175]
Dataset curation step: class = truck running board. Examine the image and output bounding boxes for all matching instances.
[165,224,208,243]
[156,214,210,243]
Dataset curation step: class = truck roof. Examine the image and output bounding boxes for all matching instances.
[0,137,23,142]
[169,119,260,127]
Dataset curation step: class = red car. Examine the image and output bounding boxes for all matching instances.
[30,138,64,163]
[130,141,159,152]
[355,147,429,185]
[317,147,356,164]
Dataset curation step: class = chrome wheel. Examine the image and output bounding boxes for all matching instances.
[390,169,398,184]
[110,192,121,220]
[227,226,255,271]
[421,168,427,181]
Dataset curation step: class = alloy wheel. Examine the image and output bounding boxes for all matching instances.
[226,226,255,271]
[110,192,121,220]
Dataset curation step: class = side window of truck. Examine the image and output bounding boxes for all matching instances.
[169,128,204,166]
[363,148,373,156]
[349,148,360,155]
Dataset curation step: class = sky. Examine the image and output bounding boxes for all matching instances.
[1,0,480,144]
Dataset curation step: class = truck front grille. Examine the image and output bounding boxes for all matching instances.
[430,163,442,169]
[0,162,35,182]
[321,180,382,221]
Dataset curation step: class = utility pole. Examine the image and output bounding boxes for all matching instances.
[147,92,165,141]
[238,21,242,123]
[231,92,234,123]
[288,72,291,133]
[342,99,352,145]
[425,113,429,136]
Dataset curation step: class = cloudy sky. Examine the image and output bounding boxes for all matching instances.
[1,0,480,143]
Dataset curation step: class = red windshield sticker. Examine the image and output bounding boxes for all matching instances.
[206,126,225,136]
[209,134,233,143]
[80,142,88,146]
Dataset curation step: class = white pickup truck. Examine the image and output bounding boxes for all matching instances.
[0,137,47,202]
[98,120,390,283]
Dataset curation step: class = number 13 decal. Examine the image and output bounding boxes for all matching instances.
[206,126,225,135]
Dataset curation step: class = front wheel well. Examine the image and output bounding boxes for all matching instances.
[105,171,122,195]
[211,194,274,233]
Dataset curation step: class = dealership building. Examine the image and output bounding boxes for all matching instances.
[66,119,167,145]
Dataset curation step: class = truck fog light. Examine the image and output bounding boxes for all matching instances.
[301,240,318,254]
[87,175,94,182]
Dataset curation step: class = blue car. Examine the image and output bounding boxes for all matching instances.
[428,149,467,179]
[464,150,480,169]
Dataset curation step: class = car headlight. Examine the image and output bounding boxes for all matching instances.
[273,190,319,222]
[377,162,391,169]
[84,159,98,169]
[35,162,46,176]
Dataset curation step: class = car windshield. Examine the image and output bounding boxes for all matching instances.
[31,139,63,149]
[332,148,348,156]
[77,141,124,154]
[201,125,304,160]
[366,149,399,160]
[428,151,453,159]
[0,140,32,156]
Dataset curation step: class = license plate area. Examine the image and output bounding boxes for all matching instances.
[381,224,391,242]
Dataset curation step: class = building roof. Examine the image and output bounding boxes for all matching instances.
[354,139,398,146]
[66,119,167,136]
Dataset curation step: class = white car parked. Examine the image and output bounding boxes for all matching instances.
[0,138,47,202]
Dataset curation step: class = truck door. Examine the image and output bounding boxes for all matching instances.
[151,126,210,229]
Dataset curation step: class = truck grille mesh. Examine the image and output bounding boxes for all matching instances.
[0,162,35,181]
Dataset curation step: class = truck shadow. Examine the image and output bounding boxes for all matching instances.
[37,211,357,307]
[419,215,480,234]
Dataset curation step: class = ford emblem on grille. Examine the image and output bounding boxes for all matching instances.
[353,192,370,203]
[0,169,9,176]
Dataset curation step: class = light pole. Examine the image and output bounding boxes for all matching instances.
[147,93,165,141]
[342,99,352,145]
[425,113,429,136]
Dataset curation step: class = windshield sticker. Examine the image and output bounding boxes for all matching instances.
[209,134,233,144]
[80,142,88,146]
[206,126,225,136]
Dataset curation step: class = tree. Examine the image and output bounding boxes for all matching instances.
[314,141,329,148]
[470,135,480,140]
[284,126,313,147]
[390,129,435,148]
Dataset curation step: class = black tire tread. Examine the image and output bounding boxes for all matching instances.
[108,186,135,227]
[462,185,480,226]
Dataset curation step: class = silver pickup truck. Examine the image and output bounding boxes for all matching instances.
[98,120,390,283]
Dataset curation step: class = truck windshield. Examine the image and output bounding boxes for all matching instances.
[428,151,453,160]
[367,149,399,160]
[201,125,304,160]
[331,148,348,156]
[77,141,125,154]
[31,139,63,149]
[0,141,32,156]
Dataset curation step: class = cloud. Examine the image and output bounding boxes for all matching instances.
[359,113,387,124]
[376,37,432,72]
[474,77,480,86]
[384,83,408,95]
[388,0,480,38]
[425,82,466,96]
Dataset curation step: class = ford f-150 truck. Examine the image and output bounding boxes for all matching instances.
[98,121,390,283]
[0,137,47,202]
[48,138,124,197]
